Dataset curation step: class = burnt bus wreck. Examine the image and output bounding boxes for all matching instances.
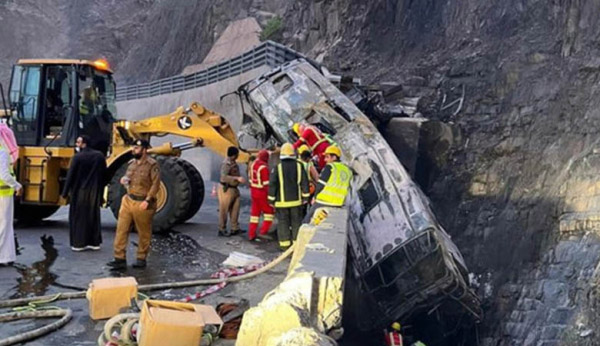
[235,59,482,339]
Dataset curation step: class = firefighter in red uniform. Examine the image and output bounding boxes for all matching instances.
[292,123,331,170]
[248,149,274,241]
[384,322,404,346]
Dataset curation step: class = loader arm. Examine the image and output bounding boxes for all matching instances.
[112,102,250,163]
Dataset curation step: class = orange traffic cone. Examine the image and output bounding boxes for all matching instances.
[211,183,218,198]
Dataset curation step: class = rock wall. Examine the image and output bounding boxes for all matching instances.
[276,1,600,344]
[0,0,288,86]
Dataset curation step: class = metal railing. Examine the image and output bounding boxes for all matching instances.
[116,41,306,102]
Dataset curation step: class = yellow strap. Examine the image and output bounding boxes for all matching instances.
[297,162,302,201]
[278,164,285,203]
[275,200,302,208]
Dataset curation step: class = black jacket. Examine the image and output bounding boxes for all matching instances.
[268,158,309,208]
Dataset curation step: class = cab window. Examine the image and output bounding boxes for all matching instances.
[9,65,41,145]
[77,67,116,154]
[43,66,72,139]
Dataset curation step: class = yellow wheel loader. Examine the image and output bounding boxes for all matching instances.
[0,59,249,232]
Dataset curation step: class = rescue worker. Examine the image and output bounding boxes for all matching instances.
[292,123,331,170]
[79,85,97,117]
[218,146,246,237]
[0,133,22,266]
[298,144,319,215]
[384,322,404,346]
[248,149,274,241]
[298,144,319,190]
[268,143,310,250]
[304,145,353,223]
[107,139,160,270]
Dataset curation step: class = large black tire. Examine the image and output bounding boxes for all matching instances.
[14,203,60,222]
[175,158,204,223]
[107,162,128,221]
[108,156,192,233]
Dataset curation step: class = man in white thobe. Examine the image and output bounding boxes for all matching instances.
[0,137,22,265]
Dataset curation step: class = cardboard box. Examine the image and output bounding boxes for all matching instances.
[87,277,138,320]
[138,300,223,346]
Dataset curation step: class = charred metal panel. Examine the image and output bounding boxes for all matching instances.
[239,59,480,327]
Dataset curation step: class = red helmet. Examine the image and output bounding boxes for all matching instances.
[258,149,269,162]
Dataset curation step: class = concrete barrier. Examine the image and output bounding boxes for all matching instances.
[236,208,348,346]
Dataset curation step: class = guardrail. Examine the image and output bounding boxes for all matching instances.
[115,41,306,102]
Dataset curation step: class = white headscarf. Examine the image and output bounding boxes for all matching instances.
[0,122,18,164]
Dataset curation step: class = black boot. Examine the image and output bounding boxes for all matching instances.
[218,230,231,237]
[132,259,147,268]
[106,258,126,270]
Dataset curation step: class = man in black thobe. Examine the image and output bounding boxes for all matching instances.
[61,135,107,251]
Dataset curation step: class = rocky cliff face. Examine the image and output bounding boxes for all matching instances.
[0,0,287,86]
[4,0,600,344]
[297,1,600,345]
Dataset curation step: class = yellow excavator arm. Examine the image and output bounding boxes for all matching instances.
[109,102,251,165]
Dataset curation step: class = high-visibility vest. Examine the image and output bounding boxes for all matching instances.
[300,159,316,194]
[0,148,15,197]
[249,160,269,189]
[300,160,313,178]
[385,331,403,346]
[316,162,352,206]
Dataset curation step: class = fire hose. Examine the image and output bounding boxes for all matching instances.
[0,244,296,346]
[0,309,73,346]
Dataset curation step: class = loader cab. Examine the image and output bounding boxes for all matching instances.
[8,59,116,153]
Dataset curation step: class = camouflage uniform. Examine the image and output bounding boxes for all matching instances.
[113,156,160,261]
[218,157,241,234]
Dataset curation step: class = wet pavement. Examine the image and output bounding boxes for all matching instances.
[0,185,287,345]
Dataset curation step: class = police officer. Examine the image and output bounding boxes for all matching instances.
[268,143,310,250]
[218,146,246,236]
[304,145,353,223]
[107,139,160,269]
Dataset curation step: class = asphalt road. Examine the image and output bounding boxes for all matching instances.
[0,186,287,345]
